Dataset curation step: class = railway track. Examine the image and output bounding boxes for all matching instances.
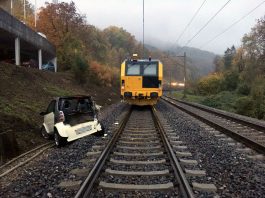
[0,142,54,178]
[74,107,208,197]
[162,95,265,155]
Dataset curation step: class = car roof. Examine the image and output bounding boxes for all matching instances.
[54,95,92,100]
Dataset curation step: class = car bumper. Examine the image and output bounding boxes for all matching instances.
[55,121,102,142]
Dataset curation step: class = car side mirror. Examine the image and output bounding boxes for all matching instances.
[40,112,46,116]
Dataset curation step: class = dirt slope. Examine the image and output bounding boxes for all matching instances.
[0,63,120,163]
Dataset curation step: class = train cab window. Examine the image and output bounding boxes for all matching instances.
[143,63,157,76]
[126,63,141,75]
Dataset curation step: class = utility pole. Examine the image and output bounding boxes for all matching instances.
[170,72,172,95]
[142,0,145,58]
[34,0,37,29]
[183,52,187,98]
[23,0,26,23]
[170,52,187,98]
[10,0,13,15]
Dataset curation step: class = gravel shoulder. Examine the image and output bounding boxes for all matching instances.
[157,100,265,197]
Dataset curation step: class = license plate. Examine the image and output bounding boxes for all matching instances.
[75,125,92,135]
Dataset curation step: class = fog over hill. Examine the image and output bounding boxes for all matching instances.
[146,38,217,79]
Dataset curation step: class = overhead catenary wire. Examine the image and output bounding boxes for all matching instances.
[176,0,232,55]
[199,0,265,49]
[143,0,145,58]
[175,0,207,45]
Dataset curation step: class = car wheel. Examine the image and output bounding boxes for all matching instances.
[54,129,67,147]
[95,124,105,137]
[40,126,52,140]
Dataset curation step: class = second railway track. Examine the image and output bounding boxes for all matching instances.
[162,95,265,155]
[75,106,203,197]
[0,142,54,178]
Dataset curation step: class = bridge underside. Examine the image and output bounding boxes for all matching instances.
[0,29,54,63]
[0,7,56,70]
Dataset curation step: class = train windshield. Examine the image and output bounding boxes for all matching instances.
[143,63,157,76]
[127,63,141,75]
[126,61,158,76]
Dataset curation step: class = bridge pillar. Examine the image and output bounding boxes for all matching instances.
[38,49,42,70]
[15,37,20,65]
[51,57,57,72]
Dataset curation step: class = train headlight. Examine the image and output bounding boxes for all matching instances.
[121,80,125,89]
[132,54,138,61]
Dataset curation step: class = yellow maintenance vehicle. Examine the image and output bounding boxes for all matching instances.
[120,54,163,106]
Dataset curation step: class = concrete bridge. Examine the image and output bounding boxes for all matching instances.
[0,7,57,71]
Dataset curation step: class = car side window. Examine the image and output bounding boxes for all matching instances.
[46,100,56,113]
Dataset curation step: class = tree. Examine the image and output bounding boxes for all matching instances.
[224,45,236,70]
[37,2,85,47]
[103,26,136,53]
[221,71,239,91]
[242,17,265,60]
[57,33,85,70]
[0,0,35,27]
[103,26,138,66]
[197,73,223,95]
[72,54,89,84]
[214,55,224,72]
[232,47,245,72]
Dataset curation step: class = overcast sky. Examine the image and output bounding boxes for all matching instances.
[29,0,265,54]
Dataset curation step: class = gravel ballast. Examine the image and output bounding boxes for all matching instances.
[157,100,265,197]
[0,102,129,198]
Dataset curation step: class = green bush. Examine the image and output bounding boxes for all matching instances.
[221,71,239,91]
[250,76,265,119]
[197,73,223,95]
[201,91,237,111]
[235,96,254,117]
[237,83,251,95]
[72,55,89,84]
[201,96,222,108]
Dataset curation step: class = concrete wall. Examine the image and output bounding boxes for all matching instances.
[0,7,56,56]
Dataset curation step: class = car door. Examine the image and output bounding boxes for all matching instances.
[44,100,56,133]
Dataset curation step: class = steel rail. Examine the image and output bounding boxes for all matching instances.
[152,107,194,198]
[0,142,53,169]
[75,108,132,198]
[163,95,265,132]
[162,97,265,155]
[0,143,54,178]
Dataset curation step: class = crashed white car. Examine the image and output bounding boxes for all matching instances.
[40,96,104,147]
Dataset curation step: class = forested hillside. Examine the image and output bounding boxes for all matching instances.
[1,1,216,85]
[191,16,265,120]
[147,40,216,77]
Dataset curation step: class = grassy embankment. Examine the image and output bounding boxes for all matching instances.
[0,63,119,164]
[170,90,264,120]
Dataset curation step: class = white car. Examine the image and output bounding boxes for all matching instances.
[40,96,104,147]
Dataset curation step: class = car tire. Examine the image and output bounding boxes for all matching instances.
[54,129,67,147]
[40,126,52,140]
[95,124,105,137]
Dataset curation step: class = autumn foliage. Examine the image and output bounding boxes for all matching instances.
[35,2,142,86]
[196,16,265,119]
